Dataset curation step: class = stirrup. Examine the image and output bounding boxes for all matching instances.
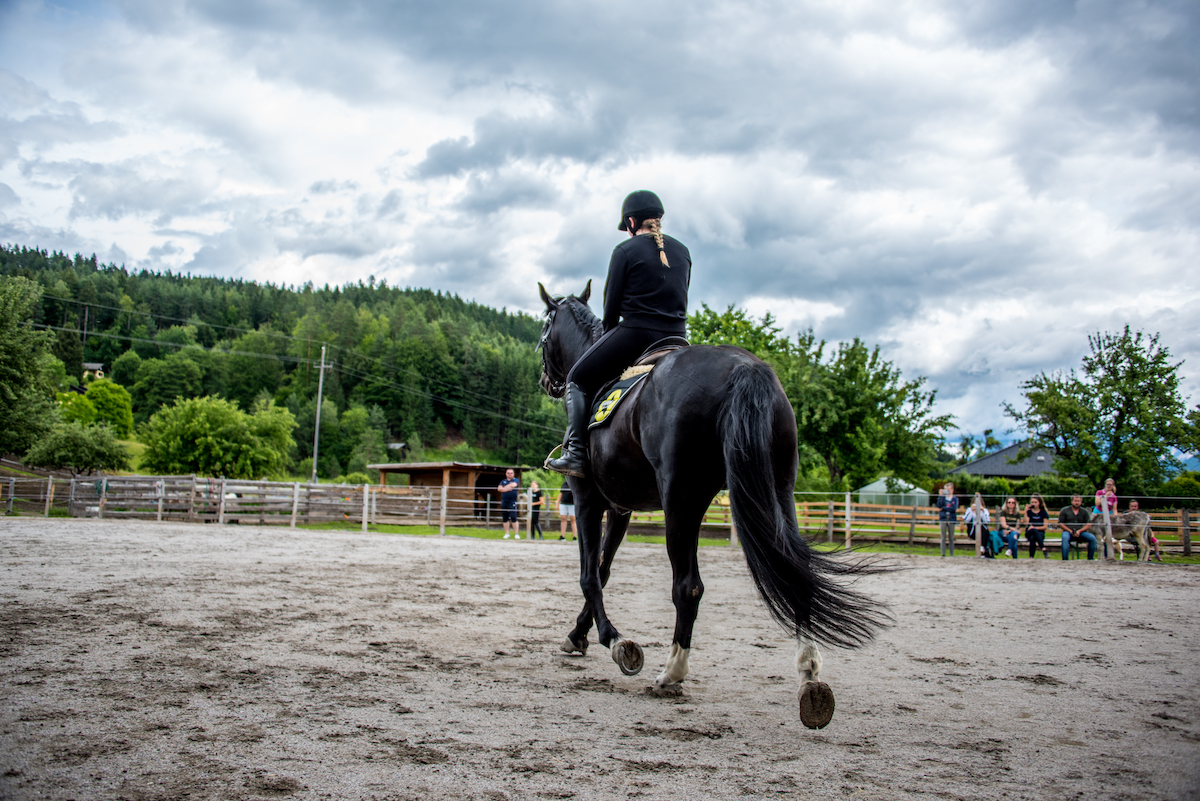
[542,443,563,468]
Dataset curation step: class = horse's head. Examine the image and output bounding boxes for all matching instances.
[537,280,601,399]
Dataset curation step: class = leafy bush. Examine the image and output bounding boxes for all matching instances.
[25,421,130,476]
[141,396,296,478]
[85,379,134,437]
[57,392,98,425]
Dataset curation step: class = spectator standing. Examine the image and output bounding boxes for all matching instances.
[558,486,576,541]
[1057,493,1097,560]
[1024,493,1050,557]
[961,493,993,558]
[996,497,1021,558]
[529,481,545,541]
[937,483,959,557]
[498,469,521,540]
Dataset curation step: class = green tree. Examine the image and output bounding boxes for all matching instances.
[957,429,1003,465]
[110,349,142,387]
[53,327,84,384]
[1004,326,1189,492]
[141,396,297,478]
[131,353,204,424]
[0,277,59,455]
[57,391,99,425]
[24,421,130,476]
[787,333,953,490]
[85,379,135,438]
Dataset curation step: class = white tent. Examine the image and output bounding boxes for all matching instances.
[854,478,930,507]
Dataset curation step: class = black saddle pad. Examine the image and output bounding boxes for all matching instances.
[588,372,650,429]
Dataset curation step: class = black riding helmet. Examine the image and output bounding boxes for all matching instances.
[617,190,665,231]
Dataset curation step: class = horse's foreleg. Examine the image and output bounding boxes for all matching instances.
[573,488,625,653]
[564,508,631,654]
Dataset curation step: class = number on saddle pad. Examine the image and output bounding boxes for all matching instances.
[589,372,651,428]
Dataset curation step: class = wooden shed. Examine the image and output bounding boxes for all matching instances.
[366,461,532,533]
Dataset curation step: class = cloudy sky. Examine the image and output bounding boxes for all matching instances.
[2,0,1198,440]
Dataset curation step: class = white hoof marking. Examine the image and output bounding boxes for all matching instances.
[654,643,689,688]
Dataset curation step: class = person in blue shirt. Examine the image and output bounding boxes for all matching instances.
[498,469,521,540]
[937,482,959,557]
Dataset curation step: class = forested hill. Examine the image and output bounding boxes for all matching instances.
[1,244,563,473]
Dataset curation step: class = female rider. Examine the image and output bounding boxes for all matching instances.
[545,190,692,477]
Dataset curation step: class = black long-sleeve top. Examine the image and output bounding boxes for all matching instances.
[602,233,691,333]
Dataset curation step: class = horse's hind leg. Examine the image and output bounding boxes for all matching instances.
[797,636,835,729]
[652,500,707,692]
[563,508,631,654]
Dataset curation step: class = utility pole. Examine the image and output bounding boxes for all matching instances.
[311,344,327,485]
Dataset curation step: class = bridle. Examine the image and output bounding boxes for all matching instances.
[537,306,567,399]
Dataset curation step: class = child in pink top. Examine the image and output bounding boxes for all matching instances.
[1093,477,1118,515]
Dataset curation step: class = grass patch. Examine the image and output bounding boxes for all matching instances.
[300,520,729,547]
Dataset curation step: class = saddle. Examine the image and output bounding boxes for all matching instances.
[589,337,689,428]
[618,336,690,380]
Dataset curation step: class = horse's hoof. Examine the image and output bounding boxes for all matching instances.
[612,640,644,676]
[647,682,684,698]
[560,636,587,655]
[799,681,835,729]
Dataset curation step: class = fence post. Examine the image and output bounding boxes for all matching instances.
[1101,502,1113,560]
[1183,509,1192,557]
[844,492,852,551]
[290,483,300,528]
[362,485,369,532]
[99,477,107,519]
[156,479,164,522]
[826,500,834,543]
[7,478,14,514]
[188,475,197,522]
[526,486,533,540]
[426,489,432,526]
[439,485,448,536]
[217,478,227,525]
[43,478,55,517]
[908,502,917,546]
[68,478,76,518]
[973,495,982,558]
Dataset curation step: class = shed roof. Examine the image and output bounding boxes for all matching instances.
[367,461,532,473]
[948,442,1058,479]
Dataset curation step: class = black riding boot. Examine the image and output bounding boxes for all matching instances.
[545,382,590,478]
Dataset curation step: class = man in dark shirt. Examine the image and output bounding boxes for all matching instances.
[1057,493,1097,559]
[498,469,521,540]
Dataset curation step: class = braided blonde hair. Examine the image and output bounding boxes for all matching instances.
[640,217,669,267]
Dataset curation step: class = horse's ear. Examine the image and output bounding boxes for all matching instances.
[579,279,591,305]
[539,282,557,310]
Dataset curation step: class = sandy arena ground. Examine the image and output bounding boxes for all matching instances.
[1,518,1198,801]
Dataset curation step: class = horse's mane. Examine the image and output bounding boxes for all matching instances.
[564,296,603,345]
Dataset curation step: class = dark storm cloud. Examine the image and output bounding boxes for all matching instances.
[454,170,559,215]
[415,108,631,178]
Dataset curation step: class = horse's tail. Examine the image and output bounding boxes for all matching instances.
[720,361,891,648]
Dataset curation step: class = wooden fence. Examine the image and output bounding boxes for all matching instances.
[1,476,1194,556]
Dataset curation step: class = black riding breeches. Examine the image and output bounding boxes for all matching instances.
[567,324,682,395]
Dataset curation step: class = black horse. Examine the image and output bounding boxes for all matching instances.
[538,282,889,728]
